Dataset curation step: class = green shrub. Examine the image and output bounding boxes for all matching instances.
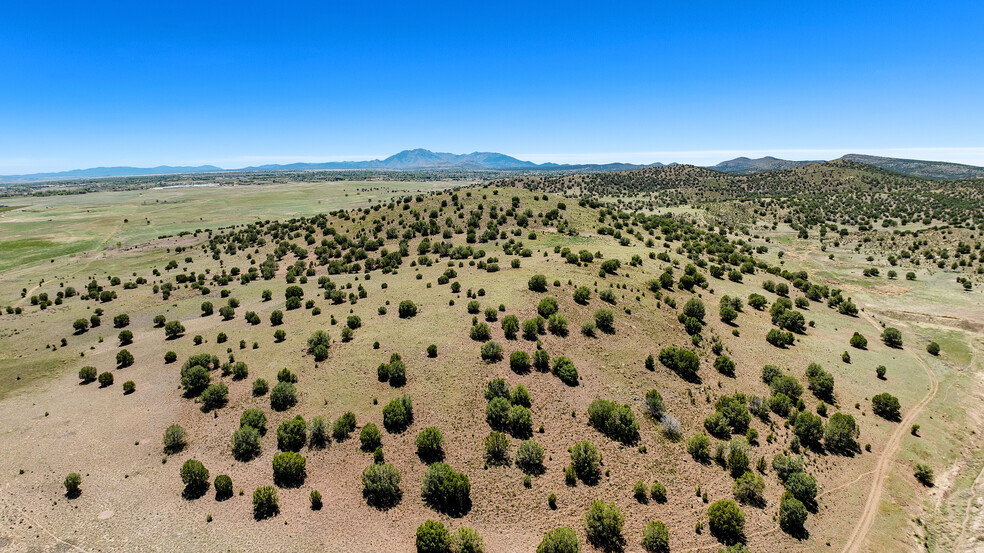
[779,494,808,535]
[651,481,667,503]
[536,527,579,553]
[707,499,744,544]
[515,439,545,474]
[785,471,817,504]
[232,425,261,461]
[687,432,711,462]
[214,474,233,500]
[484,431,511,465]
[416,520,451,553]
[480,340,503,362]
[332,412,357,441]
[511,383,531,407]
[587,399,639,444]
[528,274,548,292]
[570,441,602,483]
[180,459,210,498]
[360,422,382,451]
[277,416,307,451]
[272,451,306,487]
[508,405,533,438]
[733,471,765,506]
[881,327,903,348]
[872,393,901,420]
[451,526,485,553]
[383,394,413,433]
[163,424,186,454]
[252,486,279,519]
[310,489,323,510]
[642,520,669,553]
[200,383,228,411]
[416,427,445,462]
[362,462,402,509]
[914,463,934,486]
[422,462,471,515]
[584,500,624,551]
[270,381,298,411]
[116,349,134,368]
[927,341,940,355]
[78,366,97,383]
[594,308,615,332]
[98,371,114,387]
[658,346,700,381]
[64,473,82,497]
[551,356,579,386]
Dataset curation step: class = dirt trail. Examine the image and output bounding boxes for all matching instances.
[840,310,940,553]
[954,340,983,551]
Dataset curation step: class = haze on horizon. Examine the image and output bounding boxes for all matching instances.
[2,1,983,173]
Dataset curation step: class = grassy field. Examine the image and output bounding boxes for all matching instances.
[0,178,980,553]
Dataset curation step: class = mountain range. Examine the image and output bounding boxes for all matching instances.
[2,148,982,184]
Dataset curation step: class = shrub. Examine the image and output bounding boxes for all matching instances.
[164,351,177,363]
[510,351,531,373]
[214,474,233,500]
[714,355,736,377]
[121,380,135,394]
[850,332,868,349]
[548,314,569,336]
[794,411,824,446]
[533,349,550,372]
[658,346,700,381]
[307,330,331,360]
[806,363,834,401]
[584,500,624,551]
[427,344,438,357]
[200,383,228,411]
[163,424,187,454]
[785,471,817,504]
[522,318,541,340]
[98,371,114,387]
[574,286,591,304]
[570,441,602,483]
[508,405,534,438]
[484,431,511,465]
[642,521,669,553]
[594,308,615,332]
[587,399,639,444]
[515,439,545,474]
[915,463,934,486]
[416,427,445,462]
[180,459,210,498]
[272,451,306,487]
[480,340,503,362]
[451,527,485,553]
[528,274,548,292]
[824,412,859,453]
[537,297,559,317]
[232,425,261,461]
[252,486,279,519]
[362,462,402,509]
[770,375,803,399]
[270,310,284,326]
[511,383,531,407]
[422,462,471,516]
[688,432,711,462]
[502,315,520,339]
[64,472,82,497]
[733,471,765,506]
[772,454,804,481]
[273,415,306,452]
[73,318,90,333]
[252,378,269,396]
[270,381,298,411]
[332,412,357,441]
[470,322,491,341]
[927,341,940,355]
[644,389,665,420]
[383,394,413,432]
[683,298,705,321]
[707,499,744,544]
[727,438,750,477]
[536,527,580,553]
[552,356,579,386]
[116,330,133,345]
[310,489,323,510]
[78,366,97,383]
[651,481,667,503]
[881,327,903,348]
[872,393,901,421]
[181,365,209,395]
[116,349,134,368]
[779,494,807,535]
[360,422,382,451]
[416,520,451,553]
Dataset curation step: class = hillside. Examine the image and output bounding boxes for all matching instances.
[0,176,980,552]
[841,154,984,180]
[710,157,817,174]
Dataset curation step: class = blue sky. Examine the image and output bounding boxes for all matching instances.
[1,1,983,173]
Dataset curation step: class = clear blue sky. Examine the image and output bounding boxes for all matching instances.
[2,1,983,173]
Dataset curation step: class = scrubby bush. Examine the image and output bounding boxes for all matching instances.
[915,463,934,486]
[714,355,736,377]
[515,439,545,474]
[277,415,307,451]
[451,526,485,553]
[422,462,471,516]
[881,327,903,348]
[200,383,228,411]
[537,297,559,318]
[480,340,503,362]
[508,405,533,438]
[362,462,402,509]
[360,422,382,451]
[116,349,134,368]
[552,356,579,386]
[64,472,82,497]
[484,431,511,465]
[214,474,233,500]
[163,424,187,454]
[824,412,859,453]
[232,425,261,461]
[536,527,580,553]
[779,494,807,535]
[180,459,210,498]
[574,286,591,304]
[416,427,445,463]
[383,394,413,432]
[416,520,451,553]
[584,500,624,551]
[270,381,298,411]
[707,499,744,544]
[570,441,602,483]
[850,332,867,349]
[502,315,520,339]
[594,308,615,333]
[587,399,639,444]
[78,366,97,383]
[252,378,269,396]
[332,412,357,441]
[688,432,711,462]
[659,346,700,381]
[307,330,331,361]
[98,371,114,387]
[528,274,548,292]
[252,486,279,519]
[272,451,306,487]
[644,389,665,420]
[872,393,901,421]
[733,471,765,506]
[510,351,531,373]
[927,341,940,355]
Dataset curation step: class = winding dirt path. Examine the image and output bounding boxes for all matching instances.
[840,311,940,553]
